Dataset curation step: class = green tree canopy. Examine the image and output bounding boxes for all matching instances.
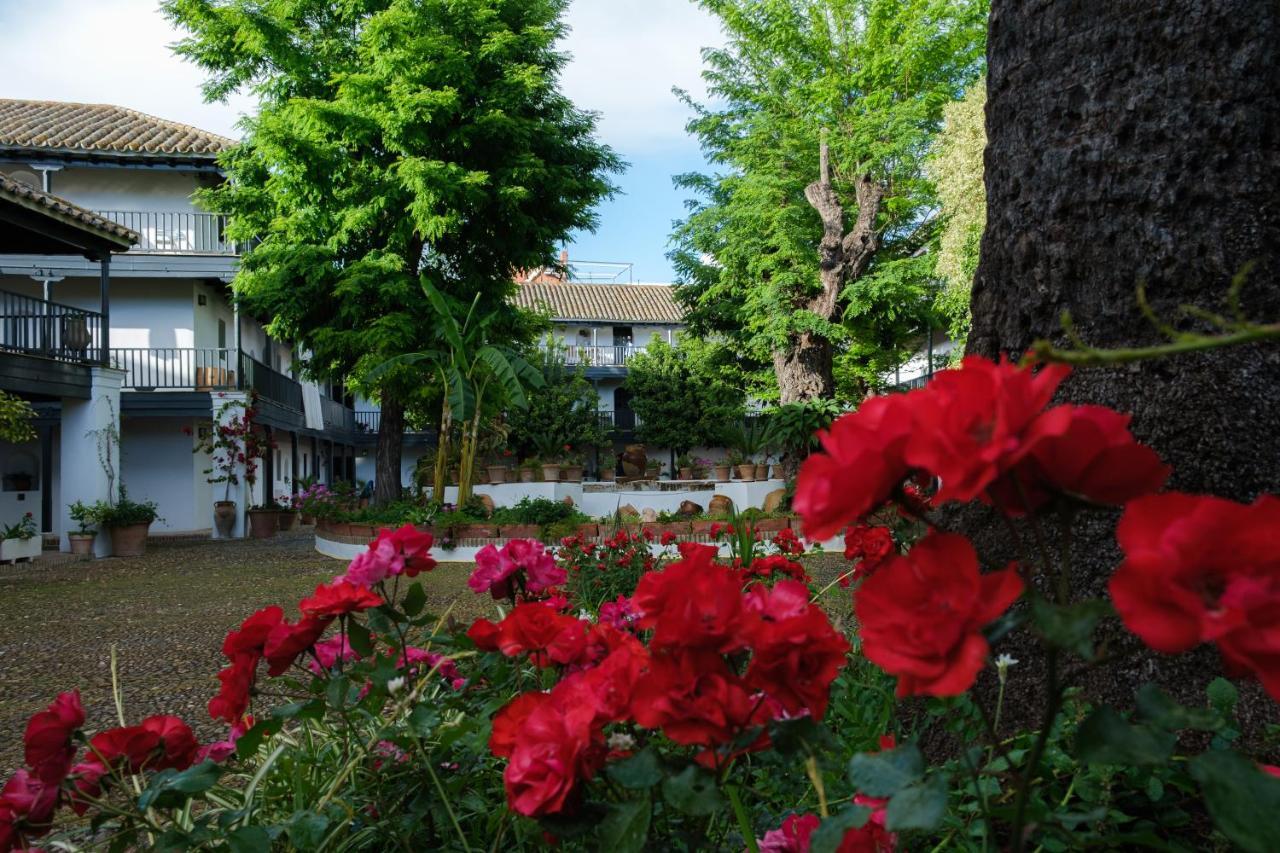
[164,0,621,503]
[625,337,746,457]
[670,0,987,401]
[506,341,607,463]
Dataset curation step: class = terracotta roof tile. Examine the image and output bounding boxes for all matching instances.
[0,172,138,246]
[515,282,684,324]
[0,99,235,158]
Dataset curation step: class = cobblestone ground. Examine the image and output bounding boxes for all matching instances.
[0,532,852,774]
[0,529,487,774]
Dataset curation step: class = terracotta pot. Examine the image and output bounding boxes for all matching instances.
[277,511,298,531]
[541,464,561,482]
[487,465,508,484]
[247,510,278,539]
[519,467,536,483]
[300,513,315,525]
[599,469,616,483]
[564,465,584,482]
[500,524,541,540]
[68,533,95,558]
[108,523,150,557]
[755,463,770,480]
[678,467,693,480]
[735,464,756,481]
[213,501,237,538]
[713,465,731,483]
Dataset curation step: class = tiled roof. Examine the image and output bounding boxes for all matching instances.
[0,99,235,159]
[515,282,684,324]
[0,172,137,246]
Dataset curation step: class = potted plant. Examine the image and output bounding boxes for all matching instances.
[486,458,509,485]
[67,501,97,558]
[712,457,731,482]
[562,446,585,482]
[0,512,40,563]
[645,459,662,480]
[519,458,538,483]
[675,453,694,481]
[293,480,331,525]
[247,502,278,539]
[755,455,771,481]
[96,488,160,557]
[275,495,298,531]
[726,448,753,481]
[191,398,268,539]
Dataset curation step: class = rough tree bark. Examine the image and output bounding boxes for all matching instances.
[372,397,405,507]
[778,140,883,403]
[965,0,1280,731]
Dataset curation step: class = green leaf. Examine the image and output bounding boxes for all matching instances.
[1206,677,1239,715]
[848,743,925,798]
[809,805,871,853]
[885,773,949,831]
[286,809,330,851]
[346,620,375,657]
[403,582,427,617]
[598,797,651,853]
[1075,706,1175,766]
[606,747,664,789]
[1189,750,1280,852]
[140,764,221,811]
[1135,684,1222,732]
[226,825,271,853]
[661,765,724,816]
[1031,597,1111,659]
[235,718,274,759]
[326,675,350,710]
[408,704,440,737]
[769,717,839,759]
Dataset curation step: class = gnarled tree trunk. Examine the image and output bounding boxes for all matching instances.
[965,0,1280,729]
[778,141,883,403]
[372,396,405,507]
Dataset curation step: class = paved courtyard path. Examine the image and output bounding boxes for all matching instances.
[0,530,484,773]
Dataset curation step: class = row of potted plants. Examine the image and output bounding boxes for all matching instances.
[64,489,161,558]
[674,453,774,481]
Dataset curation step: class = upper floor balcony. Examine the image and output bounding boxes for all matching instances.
[559,344,642,369]
[93,211,241,256]
[0,289,105,364]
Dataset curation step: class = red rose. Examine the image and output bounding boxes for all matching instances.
[857,533,1023,697]
[23,690,84,783]
[503,687,604,817]
[385,524,437,577]
[632,545,747,653]
[1110,493,1280,699]
[299,580,383,618]
[489,692,553,759]
[841,525,895,585]
[467,618,502,651]
[905,357,1070,503]
[85,725,163,774]
[140,715,199,771]
[263,616,331,676]
[630,649,762,746]
[495,604,588,668]
[757,812,820,852]
[988,405,1169,513]
[746,602,850,719]
[222,606,285,657]
[794,394,918,540]
[1,769,58,841]
[746,554,808,582]
[209,652,258,724]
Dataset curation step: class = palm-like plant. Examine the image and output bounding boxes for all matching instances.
[376,283,543,504]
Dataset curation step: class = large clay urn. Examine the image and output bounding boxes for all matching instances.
[620,444,647,478]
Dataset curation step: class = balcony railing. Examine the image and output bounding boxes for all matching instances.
[560,344,641,367]
[111,347,237,390]
[0,290,103,364]
[353,411,433,435]
[321,396,355,432]
[239,352,303,411]
[93,211,239,255]
[597,409,641,431]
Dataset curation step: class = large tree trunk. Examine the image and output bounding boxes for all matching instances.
[372,397,405,506]
[774,332,834,403]
[966,0,1280,730]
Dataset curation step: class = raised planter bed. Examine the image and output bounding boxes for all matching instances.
[453,523,499,540]
[749,517,789,533]
[642,521,693,538]
[499,524,541,540]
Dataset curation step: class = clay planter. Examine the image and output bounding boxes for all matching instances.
[68,533,95,558]
[487,465,508,485]
[213,501,237,538]
[642,521,692,539]
[500,524,541,540]
[541,464,561,482]
[750,517,789,533]
[454,523,498,540]
[563,465,584,482]
[300,513,315,526]
[247,510,278,540]
[713,465,731,483]
[735,464,756,481]
[277,511,298,531]
[678,467,693,480]
[108,523,150,557]
[755,463,770,480]
[519,467,536,483]
[598,469,616,483]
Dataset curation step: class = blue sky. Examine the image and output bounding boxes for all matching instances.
[0,0,724,283]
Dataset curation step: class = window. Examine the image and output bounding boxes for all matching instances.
[217,319,226,349]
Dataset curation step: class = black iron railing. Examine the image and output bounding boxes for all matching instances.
[94,211,239,255]
[111,347,236,390]
[598,409,641,431]
[239,352,303,411]
[0,290,103,364]
[355,411,380,433]
[321,396,355,432]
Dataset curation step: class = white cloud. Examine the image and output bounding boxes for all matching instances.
[0,0,720,150]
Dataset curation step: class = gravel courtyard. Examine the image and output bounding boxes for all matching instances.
[0,530,489,774]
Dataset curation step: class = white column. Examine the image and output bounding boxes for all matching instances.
[211,391,251,539]
[59,367,125,556]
